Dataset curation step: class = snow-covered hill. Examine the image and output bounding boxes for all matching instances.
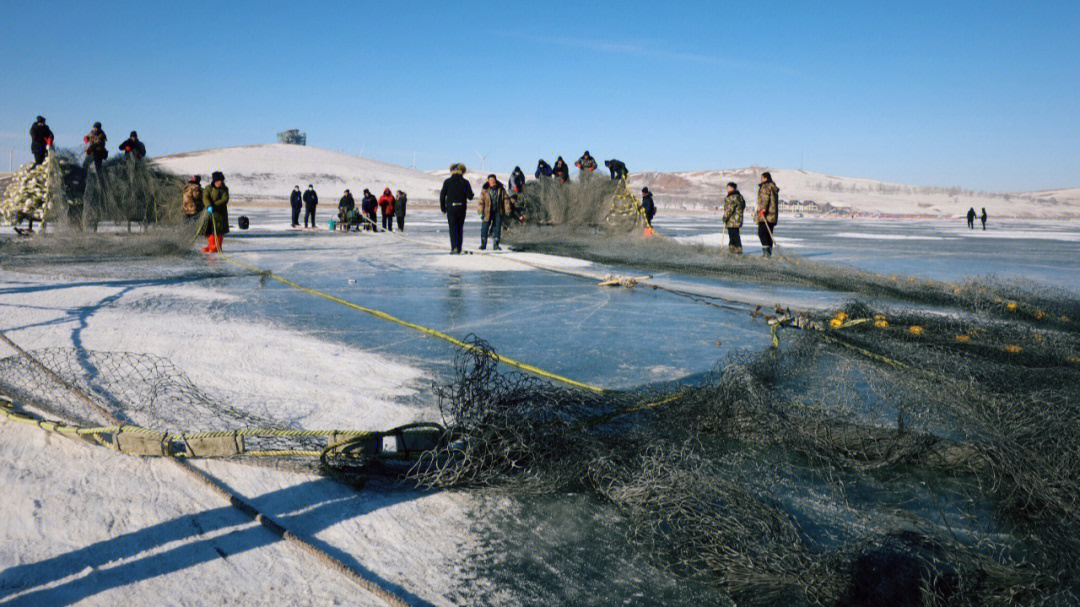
[153,144,445,202]
[627,168,1080,219]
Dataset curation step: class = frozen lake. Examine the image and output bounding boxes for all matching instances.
[2,207,1077,606]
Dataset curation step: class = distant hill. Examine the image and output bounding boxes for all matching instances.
[627,168,1080,219]
[153,144,445,202]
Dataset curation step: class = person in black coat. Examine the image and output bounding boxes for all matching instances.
[29,116,53,166]
[510,166,526,193]
[302,185,319,228]
[440,163,474,254]
[535,159,553,179]
[640,187,656,224]
[289,186,303,227]
[118,131,146,159]
[338,189,356,226]
[361,189,379,231]
[552,157,570,183]
[605,159,628,181]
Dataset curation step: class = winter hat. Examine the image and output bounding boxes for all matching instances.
[294,185,300,189]
[308,184,313,188]
[641,187,650,194]
[93,121,101,128]
[450,163,467,175]
[189,175,200,183]
[345,189,350,194]
[36,116,45,123]
[129,131,138,138]
[727,182,737,189]
[212,171,225,183]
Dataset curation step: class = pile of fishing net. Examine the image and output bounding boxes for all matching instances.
[410,289,1080,605]
[512,175,650,234]
[1,149,203,271]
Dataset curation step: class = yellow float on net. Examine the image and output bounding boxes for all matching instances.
[908,325,924,336]
[834,312,850,322]
[955,335,971,343]
[874,320,889,329]
[829,318,844,329]
[1005,344,1023,354]
[1006,302,1018,311]
[1033,311,1045,320]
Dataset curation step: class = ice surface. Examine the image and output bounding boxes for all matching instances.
[2,206,1076,605]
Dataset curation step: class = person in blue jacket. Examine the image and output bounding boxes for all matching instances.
[535,159,553,179]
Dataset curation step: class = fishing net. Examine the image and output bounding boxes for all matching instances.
[410,296,1080,606]
[512,176,650,233]
[1,149,205,272]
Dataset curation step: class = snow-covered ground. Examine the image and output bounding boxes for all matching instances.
[153,145,446,203]
[2,208,1078,605]
[629,167,1080,219]
[147,145,1080,218]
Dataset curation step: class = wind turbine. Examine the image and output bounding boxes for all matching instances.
[475,150,487,172]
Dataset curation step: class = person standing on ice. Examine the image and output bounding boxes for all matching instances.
[201,171,229,252]
[966,207,976,230]
[361,189,379,231]
[302,184,318,229]
[510,166,526,194]
[378,187,395,232]
[182,175,203,224]
[394,190,408,232]
[118,131,146,159]
[756,172,779,257]
[29,116,54,166]
[535,159,553,179]
[723,182,745,254]
[82,121,108,174]
[552,157,570,183]
[478,174,511,250]
[980,208,987,230]
[440,163,473,254]
[605,159,628,181]
[289,185,303,228]
[640,187,656,224]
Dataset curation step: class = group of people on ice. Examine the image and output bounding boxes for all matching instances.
[721,172,781,256]
[439,165,521,254]
[181,171,230,253]
[286,185,408,232]
[966,207,988,230]
[30,116,147,179]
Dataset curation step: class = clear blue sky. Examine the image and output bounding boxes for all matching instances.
[1,0,1077,191]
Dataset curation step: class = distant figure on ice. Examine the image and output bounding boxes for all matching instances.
[302,184,318,229]
[182,175,203,224]
[118,131,146,159]
[394,190,408,232]
[378,188,395,232]
[338,189,356,229]
[980,207,987,230]
[535,159,553,179]
[575,151,597,173]
[756,172,779,257]
[202,171,229,252]
[29,116,53,166]
[966,207,976,229]
[82,122,108,174]
[723,182,745,254]
[552,157,570,183]
[361,189,378,231]
[478,174,510,250]
[510,166,526,194]
[640,187,656,224]
[440,163,473,254]
[289,185,303,228]
[605,159,628,181]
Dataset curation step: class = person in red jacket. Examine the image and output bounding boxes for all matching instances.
[378,187,395,232]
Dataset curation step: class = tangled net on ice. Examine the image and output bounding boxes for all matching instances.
[412,296,1080,605]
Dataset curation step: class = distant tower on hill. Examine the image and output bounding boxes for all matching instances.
[276,129,307,145]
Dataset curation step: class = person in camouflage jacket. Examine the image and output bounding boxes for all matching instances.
[182,175,203,222]
[478,174,511,250]
[723,182,745,254]
[756,172,779,257]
